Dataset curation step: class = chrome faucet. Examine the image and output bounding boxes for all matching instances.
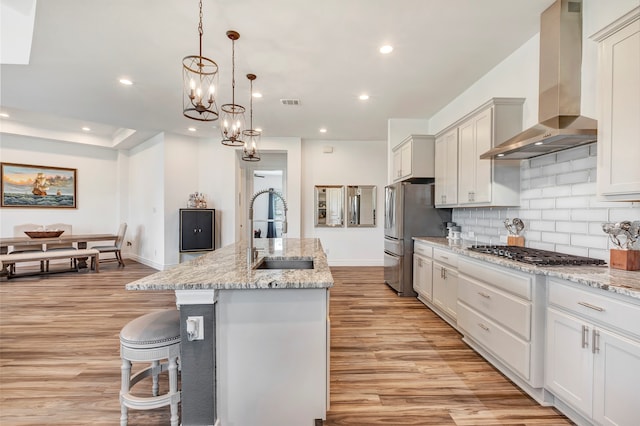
[248,189,288,265]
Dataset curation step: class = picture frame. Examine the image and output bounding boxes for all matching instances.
[1,162,77,208]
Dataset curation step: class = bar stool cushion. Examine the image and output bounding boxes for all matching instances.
[120,310,180,350]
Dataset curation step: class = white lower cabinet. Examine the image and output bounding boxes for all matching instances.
[432,249,458,322]
[545,278,640,426]
[413,252,433,302]
[457,257,546,403]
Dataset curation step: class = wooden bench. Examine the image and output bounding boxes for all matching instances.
[0,249,100,279]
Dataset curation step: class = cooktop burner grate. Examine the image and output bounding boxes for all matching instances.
[468,245,607,266]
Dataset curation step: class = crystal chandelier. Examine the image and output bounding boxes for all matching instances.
[182,0,218,122]
[242,74,261,162]
[220,30,246,146]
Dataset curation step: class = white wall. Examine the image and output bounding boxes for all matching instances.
[301,139,387,266]
[0,133,120,236]
[164,134,199,266]
[126,133,165,269]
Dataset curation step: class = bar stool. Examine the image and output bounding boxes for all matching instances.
[119,309,181,426]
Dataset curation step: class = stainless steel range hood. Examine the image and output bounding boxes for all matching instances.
[481,0,597,160]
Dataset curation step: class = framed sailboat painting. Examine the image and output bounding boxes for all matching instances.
[1,163,77,208]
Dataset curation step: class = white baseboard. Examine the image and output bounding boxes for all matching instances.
[327,259,383,267]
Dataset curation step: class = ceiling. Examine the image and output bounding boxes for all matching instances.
[0,0,555,150]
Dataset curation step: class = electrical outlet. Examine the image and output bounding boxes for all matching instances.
[186,316,204,341]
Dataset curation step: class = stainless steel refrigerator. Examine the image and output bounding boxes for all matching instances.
[384,181,452,296]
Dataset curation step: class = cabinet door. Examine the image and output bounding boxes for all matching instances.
[392,149,402,181]
[458,120,475,203]
[400,141,412,179]
[593,327,640,426]
[180,209,214,252]
[413,254,433,301]
[473,108,492,203]
[545,307,594,418]
[435,129,458,206]
[458,108,493,204]
[433,263,457,319]
[442,268,458,320]
[596,17,640,198]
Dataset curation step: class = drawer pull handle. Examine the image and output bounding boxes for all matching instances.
[582,325,589,348]
[592,329,600,354]
[478,323,489,331]
[440,256,449,260]
[578,302,605,312]
[478,292,491,299]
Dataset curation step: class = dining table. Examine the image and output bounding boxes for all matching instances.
[0,233,118,271]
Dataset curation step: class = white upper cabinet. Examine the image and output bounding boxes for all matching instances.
[391,135,435,182]
[434,128,458,207]
[435,98,524,207]
[592,8,640,201]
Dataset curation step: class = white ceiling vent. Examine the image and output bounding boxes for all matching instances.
[280,99,300,106]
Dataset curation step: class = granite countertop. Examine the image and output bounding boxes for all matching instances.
[126,238,333,291]
[413,237,640,301]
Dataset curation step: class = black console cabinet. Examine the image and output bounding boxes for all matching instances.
[180,209,215,252]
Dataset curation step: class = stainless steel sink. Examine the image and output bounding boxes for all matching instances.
[254,257,314,270]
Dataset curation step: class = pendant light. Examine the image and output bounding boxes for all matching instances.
[182,0,218,122]
[220,30,246,146]
[242,74,261,162]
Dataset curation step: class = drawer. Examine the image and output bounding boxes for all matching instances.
[459,257,532,300]
[433,248,457,267]
[458,275,531,340]
[548,278,640,338]
[414,241,433,258]
[458,303,531,381]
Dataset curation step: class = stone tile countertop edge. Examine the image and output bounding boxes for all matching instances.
[413,237,640,301]
[126,238,333,291]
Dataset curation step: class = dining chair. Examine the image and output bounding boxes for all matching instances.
[93,223,127,267]
[44,223,76,271]
[10,224,45,274]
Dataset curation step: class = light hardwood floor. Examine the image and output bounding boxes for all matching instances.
[0,262,571,425]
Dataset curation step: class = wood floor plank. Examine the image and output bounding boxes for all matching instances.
[0,263,571,425]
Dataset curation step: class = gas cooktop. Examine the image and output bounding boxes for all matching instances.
[468,245,607,266]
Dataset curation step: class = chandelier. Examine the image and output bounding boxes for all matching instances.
[242,74,261,162]
[182,0,218,121]
[220,30,246,146]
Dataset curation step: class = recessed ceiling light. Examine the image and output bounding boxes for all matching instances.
[359,94,370,101]
[0,113,9,118]
[252,92,262,98]
[82,126,91,132]
[534,141,544,146]
[379,45,393,54]
[255,127,263,132]
[319,128,327,133]
[188,127,197,132]
[497,153,505,157]
[119,78,133,85]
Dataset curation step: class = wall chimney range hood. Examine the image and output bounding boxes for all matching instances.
[481,0,597,160]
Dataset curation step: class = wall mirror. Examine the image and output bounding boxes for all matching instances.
[315,185,344,227]
[347,185,377,227]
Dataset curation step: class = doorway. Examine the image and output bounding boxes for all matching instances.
[235,151,288,243]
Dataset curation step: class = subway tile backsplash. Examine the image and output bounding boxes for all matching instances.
[452,143,640,260]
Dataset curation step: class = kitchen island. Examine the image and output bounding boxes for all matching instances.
[126,238,333,426]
